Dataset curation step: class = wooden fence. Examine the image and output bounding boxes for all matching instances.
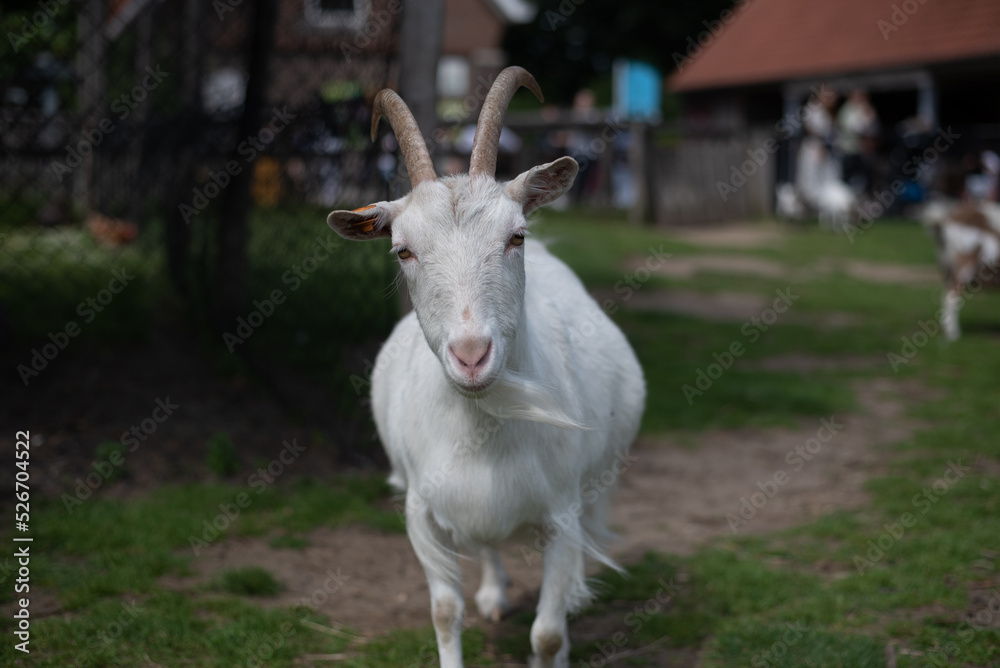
[504,113,778,225]
[650,129,778,225]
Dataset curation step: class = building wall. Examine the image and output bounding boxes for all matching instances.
[442,0,505,56]
[214,0,399,55]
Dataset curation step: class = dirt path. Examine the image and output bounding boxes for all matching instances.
[179,375,921,639]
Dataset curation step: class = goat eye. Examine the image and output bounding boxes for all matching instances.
[397,248,412,260]
[509,233,525,247]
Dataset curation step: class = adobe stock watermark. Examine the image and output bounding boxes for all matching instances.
[750,622,808,668]
[179,106,296,224]
[520,448,638,566]
[297,568,350,612]
[877,0,931,41]
[222,234,338,352]
[853,459,971,574]
[350,328,418,395]
[50,66,169,182]
[914,581,1000,667]
[571,117,628,175]
[17,267,137,386]
[239,621,296,668]
[717,84,834,202]
[393,413,508,525]
[213,0,245,20]
[578,574,683,667]
[63,600,144,668]
[61,397,180,512]
[567,244,672,347]
[6,0,71,53]
[888,264,998,369]
[542,0,587,29]
[887,317,943,371]
[717,138,782,202]
[846,127,960,244]
[384,75,508,191]
[671,0,754,72]
[726,416,843,533]
[340,0,401,62]
[682,287,799,404]
[188,438,307,555]
[360,244,666,402]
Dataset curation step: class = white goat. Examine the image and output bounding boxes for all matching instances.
[326,68,646,668]
[922,200,1000,340]
[775,180,855,230]
[814,178,857,232]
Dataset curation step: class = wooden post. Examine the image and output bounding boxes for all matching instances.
[75,0,106,212]
[393,0,444,314]
[164,0,203,296]
[628,122,650,224]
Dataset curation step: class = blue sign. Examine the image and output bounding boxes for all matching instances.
[614,60,661,121]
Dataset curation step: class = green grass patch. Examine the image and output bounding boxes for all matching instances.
[269,534,310,550]
[25,475,397,611]
[217,567,283,597]
[0,592,347,667]
[205,432,241,478]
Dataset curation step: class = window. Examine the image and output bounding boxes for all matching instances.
[304,0,370,30]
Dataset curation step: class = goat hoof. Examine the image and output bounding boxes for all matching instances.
[475,585,510,622]
[529,630,568,667]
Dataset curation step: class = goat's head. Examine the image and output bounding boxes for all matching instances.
[328,67,577,397]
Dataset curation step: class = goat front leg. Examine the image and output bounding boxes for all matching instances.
[407,499,465,668]
[529,517,588,668]
[475,546,511,622]
[942,285,963,341]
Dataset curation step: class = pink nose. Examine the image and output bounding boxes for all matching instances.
[449,337,492,374]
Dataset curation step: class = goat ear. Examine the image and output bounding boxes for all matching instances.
[505,156,579,215]
[326,201,401,241]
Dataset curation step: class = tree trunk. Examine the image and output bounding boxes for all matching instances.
[214,0,277,327]
[394,0,444,314]
[75,0,106,212]
[164,0,204,296]
[397,0,444,155]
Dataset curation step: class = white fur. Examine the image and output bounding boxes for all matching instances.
[775,183,807,220]
[922,200,1000,340]
[815,179,856,232]
[333,170,645,668]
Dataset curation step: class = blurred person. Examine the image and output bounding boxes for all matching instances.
[837,88,879,193]
[886,115,936,209]
[964,150,1000,201]
[794,85,840,209]
[566,88,601,204]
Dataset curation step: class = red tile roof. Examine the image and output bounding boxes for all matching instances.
[670,0,1000,92]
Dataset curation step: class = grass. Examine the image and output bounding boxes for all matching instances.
[0,205,399,413]
[217,567,283,597]
[205,432,241,478]
[4,207,1000,666]
[11,593,346,668]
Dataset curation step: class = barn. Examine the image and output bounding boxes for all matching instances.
[663,0,1000,222]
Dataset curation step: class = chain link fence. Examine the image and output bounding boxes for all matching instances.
[2,0,406,454]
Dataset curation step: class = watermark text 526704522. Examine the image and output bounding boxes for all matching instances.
[13,429,34,654]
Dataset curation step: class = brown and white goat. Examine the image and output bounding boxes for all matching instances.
[923,201,1000,340]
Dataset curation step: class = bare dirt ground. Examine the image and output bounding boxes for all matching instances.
[178,376,921,640]
[666,222,787,249]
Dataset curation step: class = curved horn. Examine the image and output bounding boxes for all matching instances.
[371,89,436,187]
[469,67,543,178]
